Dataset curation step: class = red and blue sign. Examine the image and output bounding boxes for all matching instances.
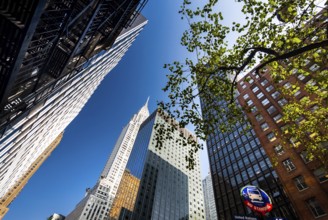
[240,185,273,215]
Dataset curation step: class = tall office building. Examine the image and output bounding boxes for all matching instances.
[201,99,298,219]
[201,8,327,220]
[235,9,328,219]
[109,169,140,220]
[237,59,328,219]
[65,100,149,220]
[0,0,147,131]
[118,110,205,220]
[0,132,63,218]
[0,10,148,212]
[202,173,217,220]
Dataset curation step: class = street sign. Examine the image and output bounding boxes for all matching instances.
[240,185,273,215]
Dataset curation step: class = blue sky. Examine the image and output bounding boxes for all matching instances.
[4,1,210,220]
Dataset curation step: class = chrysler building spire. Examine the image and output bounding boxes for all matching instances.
[66,99,149,220]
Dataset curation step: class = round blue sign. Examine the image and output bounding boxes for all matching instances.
[240,185,273,215]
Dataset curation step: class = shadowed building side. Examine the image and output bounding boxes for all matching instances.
[237,59,328,219]
[200,96,298,219]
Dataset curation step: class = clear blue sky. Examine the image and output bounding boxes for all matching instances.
[4,1,212,219]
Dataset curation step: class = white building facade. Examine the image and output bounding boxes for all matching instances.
[0,14,147,202]
[66,100,149,220]
[203,174,218,220]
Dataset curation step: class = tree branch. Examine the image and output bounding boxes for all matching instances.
[255,40,328,74]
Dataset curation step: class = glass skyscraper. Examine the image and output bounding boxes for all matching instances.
[118,110,205,220]
[202,100,298,219]
[0,11,148,216]
[0,0,147,129]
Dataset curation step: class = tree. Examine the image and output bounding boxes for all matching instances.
[156,0,328,170]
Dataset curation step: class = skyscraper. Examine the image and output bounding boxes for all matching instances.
[119,109,205,220]
[0,0,147,130]
[201,99,298,219]
[0,133,63,218]
[109,169,140,220]
[237,61,328,219]
[201,8,327,220]
[0,11,148,210]
[202,173,217,220]
[65,100,149,220]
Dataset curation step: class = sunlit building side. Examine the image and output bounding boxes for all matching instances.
[118,110,205,220]
[0,11,148,214]
[109,169,140,220]
[66,99,149,220]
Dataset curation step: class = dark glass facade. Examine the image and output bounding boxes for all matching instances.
[203,100,298,219]
[237,60,328,219]
[133,151,189,220]
[126,110,157,179]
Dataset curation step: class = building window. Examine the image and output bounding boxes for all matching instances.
[274,145,284,156]
[297,74,306,81]
[304,59,311,66]
[306,198,326,218]
[252,86,259,93]
[294,90,301,97]
[261,67,268,73]
[293,176,308,191]
[283,82,291,89]
[257,92,264,99]
[255,114,263,122]
[243,94,249,100]
[313,167,328,183]
[311,36,319,41]
[306,79,316,86]
[261,98,270,106]
[300,150,312,163]
[267,132,276,142]
[267,105,277,115]
[282,158,296,172]
[251,106,258,113]
[266,85,274,92]
[261,79,268,86]
[249,78,254,84]
[309,64,320,72]
[278,98,287,107]
[273,114,282,123]
[271,91,280,99]
[260,122,269,131]
[242,84,247,89]
[247,100,253,106]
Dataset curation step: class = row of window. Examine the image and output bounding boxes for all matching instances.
[283,157,327,183]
